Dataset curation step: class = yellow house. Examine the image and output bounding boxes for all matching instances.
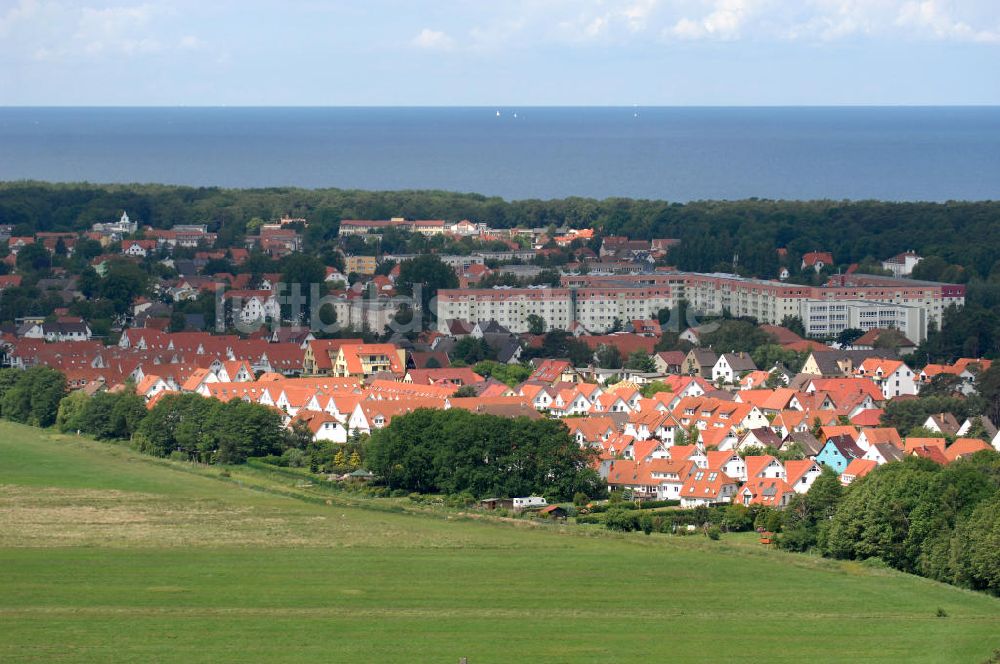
[332,344,407,380]
[345,255,377,276]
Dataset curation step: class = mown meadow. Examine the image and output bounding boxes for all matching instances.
[1,420,999,663]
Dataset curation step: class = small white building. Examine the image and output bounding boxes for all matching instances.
[785,460,823,494]
[881,252,922,278]
[855,358,917,398]
[712,352,757,384]
[512,496,547,511]
[225,291,281,326]
[679,469,738,507]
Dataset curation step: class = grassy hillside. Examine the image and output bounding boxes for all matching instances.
[1,421,998,663]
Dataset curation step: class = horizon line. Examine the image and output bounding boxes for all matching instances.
[2,104,1000,109]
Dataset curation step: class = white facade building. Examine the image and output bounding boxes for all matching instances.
[799,300,927,342]
[437,272,961,338]
[881,252,923,277]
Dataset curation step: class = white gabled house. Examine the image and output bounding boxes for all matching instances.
[711,352,757,385]
[520,385,556,410]
[744,455,787,481]
[854,358,917,398]
[706,450,746,481]
[862,443,905,466]
[293,410,348,444]
[784,459,824,494]
[679,469,739,507]
[550,390,592,417]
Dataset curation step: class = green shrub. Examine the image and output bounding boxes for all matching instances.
[281,448,307,468]
[638,513,653,535]
[861,557,889,569]
[445,491,476,508]
[707,526,721,540]
[604,508,639,532]
[720,504,753,532]
[636,499,680,509]
[590,502,638,513]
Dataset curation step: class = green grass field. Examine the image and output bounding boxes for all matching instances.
[1,420,999,663]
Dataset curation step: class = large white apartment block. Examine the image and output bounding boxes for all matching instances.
[382,254,486,270]
[800,300,927,342]
[436,287,574,333]
[437,272,964,337]
[574,287,674,333]
[331,298,400,333]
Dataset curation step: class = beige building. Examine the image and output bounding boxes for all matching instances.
[331,298,400,334]
[345,255,377,276]
[437,272,962,337]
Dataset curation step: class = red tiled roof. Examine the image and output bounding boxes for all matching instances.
[842,458,877,480]
[944,438,991,462]
[580,334,657,356]
[909,445,948,465]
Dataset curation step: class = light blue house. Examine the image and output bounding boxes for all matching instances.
[815,435,865,474]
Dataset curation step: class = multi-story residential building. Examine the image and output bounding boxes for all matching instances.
[330,297,400,334]
[574,286,673,333]
[437,287,574,333]
[382,254,486,270]
[799,300,927,342]
[338,219,409,236]
[146,225,217,249]
[437,284,671,334]
[471,250,536,262]
[339,218,445,237]
[410,220,446,235]
[345,255,377,276]
[381,251,535,267]
[438,272,963,338]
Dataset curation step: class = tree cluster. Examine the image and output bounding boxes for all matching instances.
[133,393,288,464]
[521,330,593,366]
[56,389,146,440]
[366,408,603,501]
[776,453,1000,596]
[825,453,1000,595]
[0,367,297,467]
[472,360,532,387]
[0,367,67,427]
[880,395,983,437]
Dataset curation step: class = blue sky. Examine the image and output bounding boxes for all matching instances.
[1,0,998,105]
